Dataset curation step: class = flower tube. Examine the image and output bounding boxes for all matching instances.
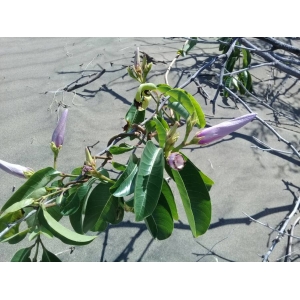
[0,159,33,178]
[51,109,68,148]
[195,113,257,145]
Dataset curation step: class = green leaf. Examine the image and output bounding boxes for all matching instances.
[38,208,96,245]
[226,56,238,73]
[83,183,121,232]
[157,116,169,130]
[134,140,164,221]
[0,198,35,218]
[1,228,30,244]
[0,210,23,241]
[60,184,90,216]
[219,37,231,52]
[110,154,138,197]
[28,225,54,241]
[1,167,60,212]
[161,179,178,220]
[145,119,156,133]
[11,246,34,262]
[168,101,190,120]
[180,38,197,56]
[246,71,253,92]
[156,84,172,94]
[242,48,251,68]
[144,191,174,240]
[111,161,127,171]
[109,143,134,155]
[154,116,167,148]
[41,246,62,262]
[125,104,145,128]
[171,158,211,237]
[166,89,206,128]
[69,182,93,234]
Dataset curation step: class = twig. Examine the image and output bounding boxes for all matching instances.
[251,136,293,155]
[211,38,239,114]
[63,69,106,92]
[242,212,300,240]
[285,216,300,262]
[224,87,300,159]
[0,209,36,239]
[240,38,300,79]
[256,37,300,57]
[261,195,300,262]
[196,227,235,262]
[223,62,275,76]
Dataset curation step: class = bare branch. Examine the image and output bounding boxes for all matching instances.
[262,195,300,262]
[243,212,300,240]
[285,216,300,262]
[63,69,106,92]
[256,37,300,57]
[224,87,300,159]
[240,38,300,79]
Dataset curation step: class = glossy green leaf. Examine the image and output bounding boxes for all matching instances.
[242,48,251,68]
[47,205,63,222]
[156,84,172,94]
[246,71,253,92]
[125,104,145,128]
[171,158,211,237]
[168,101,190,120]
[145,119,156,133]
[157,116,169,130]
[110,154,138,197]
[109,143,134,155]
[144,192,174,240]
[1,167,60,212]
[41,246,62,262]
[134,140,164,221]
[11,246,34,262]
[154,117,167,148]
[111,161,127,171]
[83,182,121,232]
[226,56,238,73]
[39,208,96,245]
[92,218,108,232]
[162,179,178,220]
[69,182,93,234]
[0,210,23,240]
[28,225,54,241]
[166,89,206,128]
[90,195,123,231]
[218,37,231,52]
[1,228,30,244]
[180,37,197,56]
[60,184,90,216]
[0,198,34,218]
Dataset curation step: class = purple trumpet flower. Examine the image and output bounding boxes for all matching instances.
[52,109,68,147]
[0,159,33,178]
[166,152,185,171]
[196,113,257,145]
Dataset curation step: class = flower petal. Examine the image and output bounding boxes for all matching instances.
[197,113,257,145]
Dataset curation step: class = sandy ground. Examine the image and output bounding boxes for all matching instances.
[0,37,300,262]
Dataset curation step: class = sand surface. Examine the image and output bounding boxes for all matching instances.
[0,37,300,262]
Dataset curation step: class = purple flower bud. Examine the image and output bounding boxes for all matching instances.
[167,152,185,171]
[0,159,33,178]
[52,109,68,147]
[196,113,257,145]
